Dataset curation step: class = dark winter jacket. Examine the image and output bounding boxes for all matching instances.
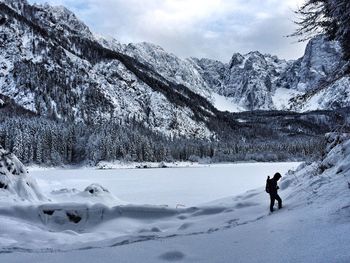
[268,178,278,195]
[268,173,282,195]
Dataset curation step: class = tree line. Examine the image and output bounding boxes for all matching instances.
[0,116,324,166]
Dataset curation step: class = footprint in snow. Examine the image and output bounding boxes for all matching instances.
[178,222,193,230]
[234,202,259,209]
[138,227,161,233]
[159,251,185,261]
[241,192,260,200]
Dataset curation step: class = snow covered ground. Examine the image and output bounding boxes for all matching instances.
[272,88,303,110]
[212,93,245,112]
[0,137,350,263]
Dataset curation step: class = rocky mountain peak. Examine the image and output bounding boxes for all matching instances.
[229,53,245,68]
[298,35,344,89]
[0,0,27,13]
[31,2,93,39]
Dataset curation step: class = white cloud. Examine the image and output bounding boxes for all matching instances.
[28,0,307,61]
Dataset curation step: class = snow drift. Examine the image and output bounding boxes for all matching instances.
[0,146,121,207]
[0,145,45,202]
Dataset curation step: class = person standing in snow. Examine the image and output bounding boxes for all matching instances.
[265,172,282,213]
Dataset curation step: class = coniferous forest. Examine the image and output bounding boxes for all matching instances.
[1,95,349,165]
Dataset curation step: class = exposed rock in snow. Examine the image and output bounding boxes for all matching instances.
[0,145,45,202]
[278,35,345,93]
[37,190,122,230]
[84,183,110,195]
[191,57,227,93]
[221,52,289,110]
[49,183,124,206]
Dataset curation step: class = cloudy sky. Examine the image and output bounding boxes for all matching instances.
[28,0,307,62]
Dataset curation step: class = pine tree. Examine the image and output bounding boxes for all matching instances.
[293,0,350,61]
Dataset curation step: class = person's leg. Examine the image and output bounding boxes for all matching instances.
[269,194,275,212]
[275,194,282,209]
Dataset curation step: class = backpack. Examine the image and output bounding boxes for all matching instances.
[265,176,271,193]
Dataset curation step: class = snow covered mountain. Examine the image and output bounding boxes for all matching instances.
[128,35,349,111]
[0,0,349,141]
[0,0,220,139]
[201,51,290,110]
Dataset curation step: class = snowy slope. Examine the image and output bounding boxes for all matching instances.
[0,133,349,262]
[272,87,303,110]
[212,93,245,112]
[290,76,350,111]
[122,42,213,100]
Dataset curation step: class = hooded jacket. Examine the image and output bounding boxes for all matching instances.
[268,173,282,195]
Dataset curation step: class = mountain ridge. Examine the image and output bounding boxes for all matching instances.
[1,0,230,139]
[117,34,348,111]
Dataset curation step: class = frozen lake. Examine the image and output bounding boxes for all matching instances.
[31,162,300,207]
[1,159,348,263]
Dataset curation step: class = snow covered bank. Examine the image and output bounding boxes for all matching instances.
[27,160,300,171]
[94,160,207,170]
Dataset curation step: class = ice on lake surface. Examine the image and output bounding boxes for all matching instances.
[32,162,300,207]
